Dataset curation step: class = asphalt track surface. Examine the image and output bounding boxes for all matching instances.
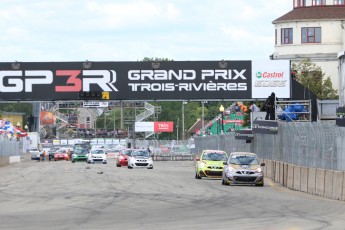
[1,159,345,230]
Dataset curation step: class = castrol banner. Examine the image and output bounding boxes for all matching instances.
[252,60,290,99]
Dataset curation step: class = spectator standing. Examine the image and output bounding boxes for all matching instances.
[264,92,276,120]
[249,101,260,112]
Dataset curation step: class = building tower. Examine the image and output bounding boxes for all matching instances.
[272,0,345,93]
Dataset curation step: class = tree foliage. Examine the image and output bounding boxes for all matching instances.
[291,59,338,99]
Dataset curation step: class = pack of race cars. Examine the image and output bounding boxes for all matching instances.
[195,150,265,186]
[35,145,154,169]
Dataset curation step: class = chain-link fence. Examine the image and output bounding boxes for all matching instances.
[0,135,21,157]
[194,121,345,171]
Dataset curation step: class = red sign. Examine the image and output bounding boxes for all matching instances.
[154,122,174,132]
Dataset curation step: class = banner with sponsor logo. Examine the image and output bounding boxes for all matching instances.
[135,121,174,132]
[234,129,254,140]
[0,60,290,101]
[252,60,290,99]
[252,120,278,134]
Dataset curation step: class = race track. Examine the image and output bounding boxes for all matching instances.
[0,159,345,230]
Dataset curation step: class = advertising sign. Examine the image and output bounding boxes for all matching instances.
[0,61,251,101]
[83,102,109,108]
[235,130,254,140]
[0,60,291,101]
[252,60,290,99]
[135,122,154,132]
[252,120,278,134]
[135,121,174,132]
[154,122,174,132]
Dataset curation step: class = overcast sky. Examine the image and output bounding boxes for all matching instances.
[0,0,292,62]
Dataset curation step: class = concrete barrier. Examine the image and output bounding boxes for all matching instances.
[274,161,280,183]
[315,168,326,197]
[279,162,284,185]
[262,160,344,202]
[293,166,301,191]
[9,156,20,163]
[0,157,9,167]
[300,167,308,193]
[324,170,334,199]
[287,164,294,189]
[283,163,288,187]
[308,167,316,195]
[332,171,344,200]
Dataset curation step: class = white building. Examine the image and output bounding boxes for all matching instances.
[272,0,345,93]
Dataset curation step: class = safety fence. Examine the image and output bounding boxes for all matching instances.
[0,135,21,157]
[194,121,345,171]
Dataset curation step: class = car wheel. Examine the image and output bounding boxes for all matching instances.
[148,166,153,169]
[128,166,132,169]
[103,162,107,164]
[117,164,121,167]
[255,181,264,187]
[72,161,75,163]
[224,178,230,186]
[222,178,225,185]
[195,172,201,179]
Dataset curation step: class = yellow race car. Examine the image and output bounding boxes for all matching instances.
[195,150,228,179]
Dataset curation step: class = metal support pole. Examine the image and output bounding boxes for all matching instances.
[182,102,185,141]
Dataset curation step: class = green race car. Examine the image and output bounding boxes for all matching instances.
[71,148,89,163]
[195,150,228,179]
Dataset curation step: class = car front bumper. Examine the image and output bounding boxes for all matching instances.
[225,171,264,184]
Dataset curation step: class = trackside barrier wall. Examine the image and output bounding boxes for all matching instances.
[194,122,345,201]
[264,160,345,201]
[0,136,22,167]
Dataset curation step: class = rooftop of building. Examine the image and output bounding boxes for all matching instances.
[273,5,345,23]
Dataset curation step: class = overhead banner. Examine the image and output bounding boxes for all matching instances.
[0,60,290,101]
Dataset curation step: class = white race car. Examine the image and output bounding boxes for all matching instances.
[87,149,107,164]
[128,149,153,169]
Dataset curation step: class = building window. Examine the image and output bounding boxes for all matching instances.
[312,0,326,5]
[281,28,293,44]
[334,0,344,5]
[295,0,306,7]
[301,27,321,43]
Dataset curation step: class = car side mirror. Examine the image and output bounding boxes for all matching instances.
[195,157,200,161]
[260,162,265,166]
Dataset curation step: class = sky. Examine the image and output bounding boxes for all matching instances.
[0,0,292,62]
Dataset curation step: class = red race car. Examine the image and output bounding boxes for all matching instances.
[54,148,69,161]
[116,148,132,167]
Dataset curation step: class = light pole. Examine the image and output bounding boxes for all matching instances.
[176,118,179,142]
[219,105,225,134]
[182,101,187,140]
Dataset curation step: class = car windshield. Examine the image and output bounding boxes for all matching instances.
[74,149,88,155]
[202,152,227,161]
[30,148,38,151]
[121,149,132,155]
[229,155,259,165]
[57,149,67,153]
[131,150,149,157]
[91,149,105,154]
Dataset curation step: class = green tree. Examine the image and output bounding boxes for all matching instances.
[291,59,338,99]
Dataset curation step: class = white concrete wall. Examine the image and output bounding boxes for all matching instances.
[265,159,345,201]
